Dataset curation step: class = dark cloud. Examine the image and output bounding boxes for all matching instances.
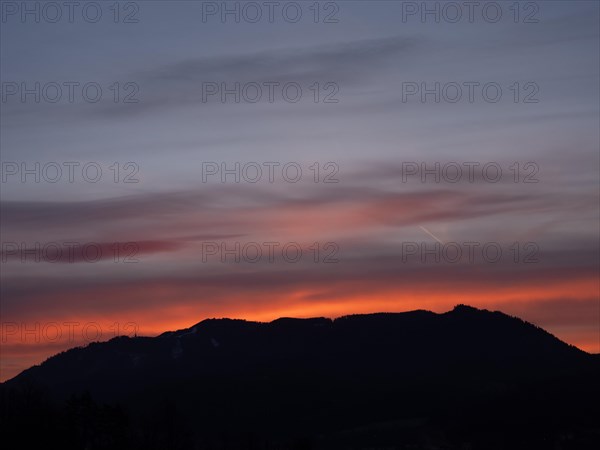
[149,35,418,83]
[2,239,597,317]
[1,35,421,124]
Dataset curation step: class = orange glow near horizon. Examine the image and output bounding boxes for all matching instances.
[2,273,598,382]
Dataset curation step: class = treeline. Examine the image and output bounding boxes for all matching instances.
[0,384,314,450]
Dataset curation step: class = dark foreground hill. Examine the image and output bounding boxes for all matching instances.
[2,305,599,449]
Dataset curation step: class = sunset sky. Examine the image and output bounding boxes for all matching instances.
[1,1,599,381]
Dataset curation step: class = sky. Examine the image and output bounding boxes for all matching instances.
[0,0,599,381]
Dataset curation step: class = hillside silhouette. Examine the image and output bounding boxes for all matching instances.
[2,305,599,449]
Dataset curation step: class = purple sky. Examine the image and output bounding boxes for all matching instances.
[1,1,599,381]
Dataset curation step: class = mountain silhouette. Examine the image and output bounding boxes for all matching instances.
[2,305,599,449]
